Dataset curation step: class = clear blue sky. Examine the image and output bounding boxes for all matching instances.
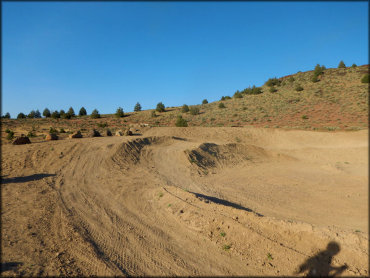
[2,1,368,117]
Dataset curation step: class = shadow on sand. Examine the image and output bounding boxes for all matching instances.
[190,192,263,216]
[1,173,56,184]
[297,241,348,277]
[1,262,23,273]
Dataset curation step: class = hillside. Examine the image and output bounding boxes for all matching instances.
[1,65,368,141]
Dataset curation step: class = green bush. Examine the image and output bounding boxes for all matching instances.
[295,85,304,91]
[233,91,243,98]
[51,111,60,119]
[59,110,66,118]
[265,77,281,87]
[3,113,10,119]
[91,109,100,119]
[361,74,369,83]
[181,104,189,113]
[134,102,142,112]
[151,110,156,117]
[6,131,14,140]
[156,102,165,112]
[17,113,26,119]
[338,60,346,68]
[269,87,278,93]
[351,63,357,68]
[189,106,200,115]
[27,131,36,137]
[97,122,108,128]
[311,75,319,83]
[5,128,11,133]
[202,99,208,104]
[43,108,51,118]
[49,127,58,134]
[175,115,188,127]
[34,110,41,118]
[79,107,87,116]
[115,107,124,118]
[220,96,226,101]
[313,64,325,77]
[219,103,226,109]
[60,128,66,133]
[302,115,308,120]
[225,96,231,99]
[288,76,295,83]
[242,85,263,95]
[61,112,71,119]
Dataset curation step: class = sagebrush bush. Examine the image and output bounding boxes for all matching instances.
[234,91,243,98]
[6,131,14,140]
[219,103,226,109]
[175,115,188,127]
[265,77,281,87]
[5,128,11,133]
[288,76,295,82]
[295,85,304,91]
[156,102,165,112]
[269,87,278,93]
[60,128,66,133]
[49,127,58,134]
[151,110,157,117]
[361,74,369,83]
[181,104,189,113]
[189,106,200,115]
[311,75,319,83]
[27,131,36,137]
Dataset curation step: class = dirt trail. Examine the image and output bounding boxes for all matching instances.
[1,127,368,276]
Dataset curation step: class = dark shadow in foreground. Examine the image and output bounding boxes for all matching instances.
[1,262,23,273]
[296,241,348,277]
[190,192,263,216]
[1,173,56,184]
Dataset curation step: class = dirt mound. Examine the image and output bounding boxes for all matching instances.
[12,135,31,145]
[185,143,270,171]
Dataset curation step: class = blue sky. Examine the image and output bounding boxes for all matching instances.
[2,1,368,117]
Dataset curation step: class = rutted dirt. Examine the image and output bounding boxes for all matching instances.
[1,127,368,276]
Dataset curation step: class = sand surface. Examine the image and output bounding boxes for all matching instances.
[1,127,368,276]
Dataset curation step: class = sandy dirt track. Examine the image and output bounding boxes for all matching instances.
[1,127,368,276]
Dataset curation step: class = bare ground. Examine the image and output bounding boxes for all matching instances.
[1,127,368,276]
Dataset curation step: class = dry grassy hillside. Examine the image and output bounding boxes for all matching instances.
[1,65,368,142]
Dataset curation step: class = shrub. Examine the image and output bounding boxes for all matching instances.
[79,107,87,116]
[351,63,357,68]
[220,96,226,101]
[302,115,308,119]
[6,131,14,140]
[181,104,189,113]
[115,107,124,118]
[313,64,325,77]
[27,131,36,137]
[361,74,369,83]
[269,87,278,93]
[91,109,100,119]
[61,112,71,119]
[295,85,304,91]
[97,122,108,128]
[51,111,60,119]
[225,96,232,99]
[175,115,188,127]
[49,127,58,134]
[338,60,346,68]
[17,113,26,119]
[134,102,142,112]
[202,99,208,104]
[3,112,10,119]
[67,107,75,117]
[156,102,165,112]
[288,76,295,82]
[233,91,243,98]
[151,110,157,118]
[60,128,66,133]
[265,77,281,87]
[243,85,263,95]
[5,128,11,133]
[219,103,226,109]
[311,75,319,83]
[28,110,36,118]
[189,106,200,115]
[43,108,51,118]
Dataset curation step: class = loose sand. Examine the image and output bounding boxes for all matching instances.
[1,127,368,276]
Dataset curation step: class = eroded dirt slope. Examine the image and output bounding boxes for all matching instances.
[1,127,368,276]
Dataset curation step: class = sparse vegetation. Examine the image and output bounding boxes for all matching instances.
[151,110,157,118]
[361,74,369,83]
[6,131,14,140]
[295,84,304,91]
[219,103,226,109]
[189,106,200,115]
[220,232,226,237]
[223,244,231,251]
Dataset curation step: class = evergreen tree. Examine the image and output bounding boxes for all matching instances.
[51,111,60,119]
[202,99,208,104]
[338,60,346,68]
[28,110,36,118]
[17,112,26,119]
[91,109,100,119]
[67,107,75,117]
[115,107,124,118]
[43,108,51,118]
[134,102,142,112]
[181,104,189,113]
[79,107,87,116]
[156,102,165,112]
[3,112,10,119]
[34,110,41,118]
